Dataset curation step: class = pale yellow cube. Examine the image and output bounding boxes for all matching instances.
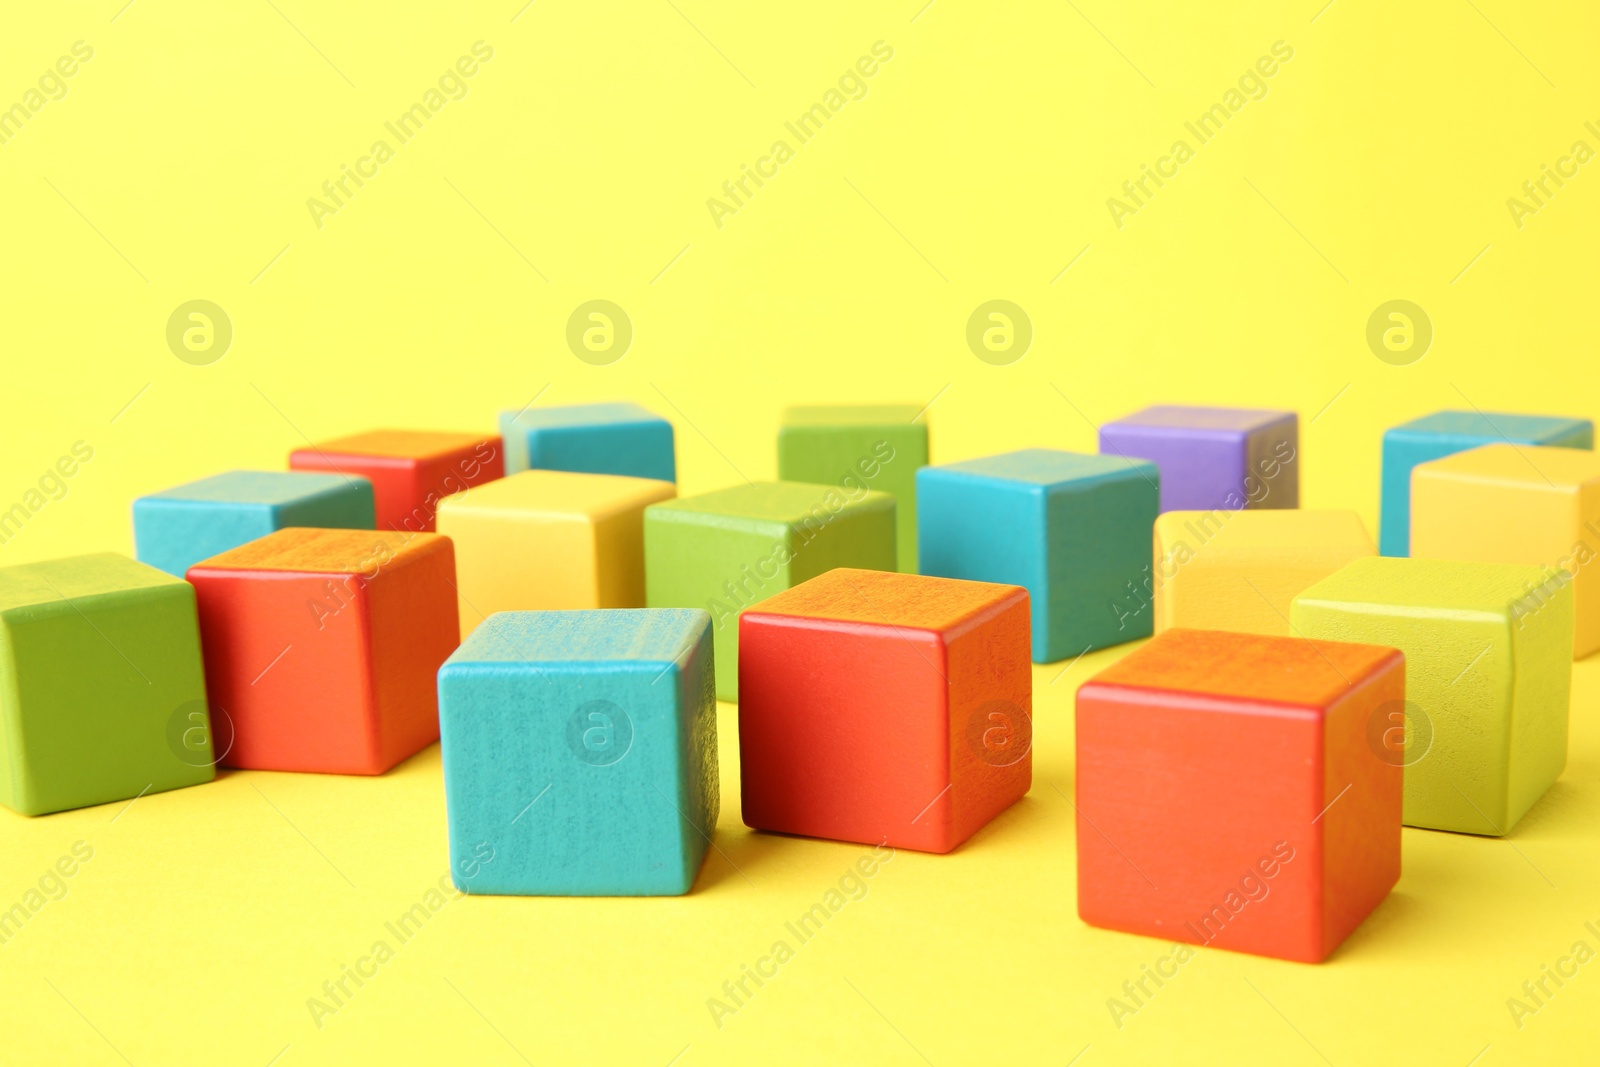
[1153,509,1375,636]
[436,470,676,637]
[1412,442,1600,658]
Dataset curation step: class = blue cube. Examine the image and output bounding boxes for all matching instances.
[499,402,676,482]
[132,471,375,577]
[438,608,717,896]
[917,449,1159,662]
[1380,411,1593,556]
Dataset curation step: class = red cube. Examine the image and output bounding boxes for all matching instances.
[187,528,460,774]
[290,429,503,533]
[1076,628,1403,962]
[738,568,1031,853]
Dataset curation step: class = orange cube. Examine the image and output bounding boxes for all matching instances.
[1075,628,1402,962]
[290,430,503,533]
[187,528,459,774]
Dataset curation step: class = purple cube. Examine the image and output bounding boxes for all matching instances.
[1098,406,1298,512]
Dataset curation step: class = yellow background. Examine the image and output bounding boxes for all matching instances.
[3,0,1598,1062]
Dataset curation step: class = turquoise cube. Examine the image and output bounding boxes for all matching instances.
[499,402,676,482]
[1379,411,1593,557]
[438,609,717,896]
[916,449,1159,662]
[132,471,375,577]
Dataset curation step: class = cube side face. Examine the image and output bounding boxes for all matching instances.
[645,512,792,701]
[737,613,951,851]
[785,496,898,586]
[523,421,676,483]
[363,540,461,773]
[1291,595,1516,833]
[1320,658,1404,958]
[1045,475,1160,658]
[778,425,926,572]
[1506,579,1573,829]
[918,472,1048,648]
[439,661,704,896]
[943,595,1032,849]
[133,498,278,577]
[592,504,654,609]
[671,623,720,888]
[189,567,377,773]
[1243,415,1299,509]
[1099,423,1247,513]
[0,583,213,815]
[273,481,377,533]
[294,441,502,533]
[1075,684,1325,962]
[439,506,601,639]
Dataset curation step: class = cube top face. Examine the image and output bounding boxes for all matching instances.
[499,402,675,482]
[1416,442,1600,489]
[648,480,895,532]
[439,609,716,895]
[502,401,662,432]
[1294,555,1558,619]
[746,567,1027,636]
[296,429,494,463]
[1157,509,1373,556]
[1089,627,1401,712]
[1077,627,1403,961]
[140,469,367,508]
[1389,410,1593,446]
[449,609,709,669]
[189,526,446,575]
[437,469,675,524]
[0,553,212,816]
[921,448,1156,491]
[1103,405,1294,435]
[781,404,924,428]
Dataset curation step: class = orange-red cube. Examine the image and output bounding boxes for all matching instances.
[1076,628,1403,962]
[187,528,459,774]
[738,568,1031,853]
[290,429,503,532]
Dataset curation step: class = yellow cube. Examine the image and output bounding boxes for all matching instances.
[436,470,676,637]
[1292,556,1572,835]
[1412,442,1600,658]
[1152,509,1375,636]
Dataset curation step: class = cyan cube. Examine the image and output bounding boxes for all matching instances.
[1098,405,1298,513]
[1380,411,1593,557]
[499,402,676,482]
[917,449,1159,661]
[438,609,718,896]
[132,471,375,577]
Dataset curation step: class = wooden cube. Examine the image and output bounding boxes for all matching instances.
[777,404,929,572]
[1153,509,1375,636]
[1098,406,1298,512]
[916,449,1159,661]
[1413,443,1600,658]
[133,470,374,577]
[1378,410,1591,556]
[1292,556,1572,834]
[289,429,503,533]
[0,554,214,815]
[1076,628,1402,962]
[187,528,459,774]
[439,609,717,896]
[739,568,1031,853]
[644,482,896,700]
[436,470,675,639]
[499,402,675,482]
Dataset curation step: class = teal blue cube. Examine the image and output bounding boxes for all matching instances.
[1379,411,1593,556]
[132,471,375,577]
[438,609,717,896]
[499,402,676,482]
[916,449,1159,662]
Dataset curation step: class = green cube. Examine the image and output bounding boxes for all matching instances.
[644,481,897,700]
[1291,556,1572,835]
[0,554,214,816]
[778,405,928,571]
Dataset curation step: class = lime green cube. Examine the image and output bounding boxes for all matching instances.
[1291,556,1572,835]
[0,554,214,816]
[778,406,928,571]
[644,482,896,700]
